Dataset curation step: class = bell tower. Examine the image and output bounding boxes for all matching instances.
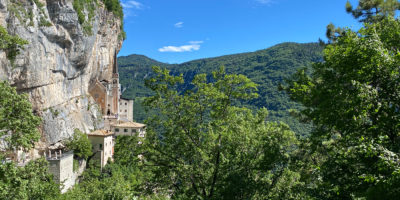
[111,50,120,116]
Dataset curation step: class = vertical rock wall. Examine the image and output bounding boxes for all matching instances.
[0,0,122,146]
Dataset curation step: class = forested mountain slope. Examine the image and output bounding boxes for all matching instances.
[118,42,323,136]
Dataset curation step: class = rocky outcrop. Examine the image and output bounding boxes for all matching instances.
[0,0,122,146]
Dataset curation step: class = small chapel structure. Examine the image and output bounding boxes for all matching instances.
[87,130,114,168]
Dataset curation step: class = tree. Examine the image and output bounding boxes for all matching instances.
[0,82,61,199]
[0,29,35,150]
[142,67,302,199]
[284,17,400,199]
[346,0,400,22]
[326,0,400,43]
[0,157,60,199]
[0,81,40,150]
[65,129,92,160]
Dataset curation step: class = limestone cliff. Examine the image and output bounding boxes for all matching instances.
[0,0,122,146]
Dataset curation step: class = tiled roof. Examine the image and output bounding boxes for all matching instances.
[88,130,114,137]
[112,121,146,128]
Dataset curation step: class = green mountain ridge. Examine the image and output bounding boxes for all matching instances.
[118,42,324,136]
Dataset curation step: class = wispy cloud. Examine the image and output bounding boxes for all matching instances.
[121,0,143,9]
[159,41,204,53]
[256,0,274,5]
[174,22,184,28]
[121,0,144,18]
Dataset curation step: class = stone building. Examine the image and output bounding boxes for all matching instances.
[89,52,133,129]
[111,121,146,138]
[119,97,134,122]
[47,150,75,193]
[87,130,114,168]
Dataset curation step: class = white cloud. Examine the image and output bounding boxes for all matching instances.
[256,0,274,5]
[121,0,144,19]
[174,22,184,28]
[159,41,204,53]
[121,0,143,9]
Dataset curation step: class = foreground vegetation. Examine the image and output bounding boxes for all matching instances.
[2,0,400,199]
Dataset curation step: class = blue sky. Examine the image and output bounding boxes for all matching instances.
[118,0,361,64]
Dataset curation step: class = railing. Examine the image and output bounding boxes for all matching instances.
[46,150,73,160]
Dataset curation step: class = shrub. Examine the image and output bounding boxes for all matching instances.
[65,129,93,160]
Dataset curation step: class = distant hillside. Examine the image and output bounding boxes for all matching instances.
[118,42,324,136]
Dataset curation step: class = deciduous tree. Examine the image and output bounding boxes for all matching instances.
[285,17,400,199]
[142,67,302,199]
[0,81,40,150]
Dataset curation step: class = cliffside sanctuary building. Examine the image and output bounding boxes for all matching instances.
[89,52,134,127]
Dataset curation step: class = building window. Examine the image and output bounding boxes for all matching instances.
[124,129,128,133]
[132,129,136,133]
[115,128,119,132]
[99,144,103,150]
[125,103,127,105]
[125,110,127,112]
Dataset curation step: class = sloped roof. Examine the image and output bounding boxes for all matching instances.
[88,130,114,137]
[112,121,146,128]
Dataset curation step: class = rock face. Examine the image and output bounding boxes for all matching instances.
[0,0,122,146]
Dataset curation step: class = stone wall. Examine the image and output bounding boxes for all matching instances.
[48,151,75,193]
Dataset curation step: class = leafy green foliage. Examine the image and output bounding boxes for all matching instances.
[118,43,323,137]
[0,157,60,199]
[141,67,303,199]
[65,129,92,160]
[113,135,141,167]
[0,25,28,64]
[284,17,400,199]
[0,81,40,150]
[60,162,141,200]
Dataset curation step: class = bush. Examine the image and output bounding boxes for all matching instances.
[65,129,92,160]
[0,25,28,64]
